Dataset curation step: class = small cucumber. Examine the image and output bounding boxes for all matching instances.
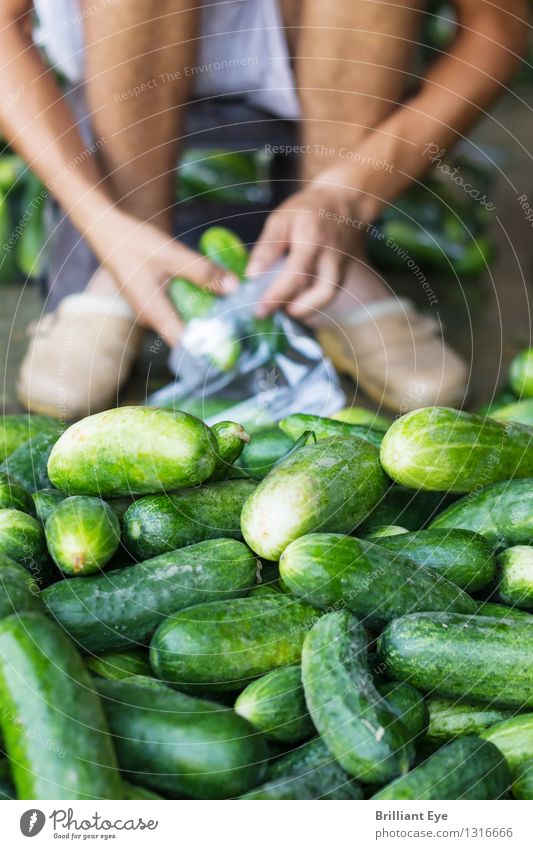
[0,612,121,799]
[31,488,65,522]
[0,558,42,619]
[0,472,34,515]
[150,595,318,692]
[235,665,314,743]
[1,430,59,492]
[430,478,533,548]
[123,479,256,560]
[96,677,268,799]
[199,226,248,278]
[427,698,515,743]
[497,545,533,610]
[0,508,52,584]
[168,276,216,321]
[279,413,384,448]
[43,538,257,653]
[301,610,414,783]
[372,736,510,800]
[86,648,152,681]
[239,426,294,480]
[48,407,219,496]
[373,528,496,591]
[381,406,533,493]
[481,714,533,774]
[45,496,120,576]
[241,436,388,560]
[280,534,475,630]
[0,413,59,462]
[378,612,533,709]
[512,758,533,799]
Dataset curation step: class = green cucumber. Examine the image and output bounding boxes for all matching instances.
[378,612,533,709]
[199,226,248,278]
[96,677,267,798]
[510,348,533,397]
[381,406,533,493]
[360,485,453,534]
[235,665,314,743]
[245,736,363,800]
[48,407,219,496]
[0,414,58,463]
[0,508,51,584]
[0,430,59,492]
[239,426,294,480]
[123,479,256,560]
[301,610,414,783]
[0,759,15,799]
[332,407,391,430]
[476,601,533,621]
[0,612,121,799]
[366,525,408,539]
[373,528,496,591]
[86,648,152,681]
[241,436,388,560]
[122,782,165,800]
[45,496,120,576]
[377,681,428,739]
[511,758,533,799]
[490,399,533,427]
[497,545,533,610]
[279,413,384,448]
[0,559,42,619]
[481,714,533,774]
[211,420,250,477]
[0,472,34,515]
[372,736,510,800]
[427,698,515,743]
[43,538,257,653]
[430,479,533,548]
[31,488,65,522]
[280,534,475,630]
[150,595,318,692]
[168,276,217,321]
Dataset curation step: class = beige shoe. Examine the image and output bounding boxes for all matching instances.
[17,293,143,420]
[316,298,468,413]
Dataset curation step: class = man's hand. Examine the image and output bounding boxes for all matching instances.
[247,183,365,320]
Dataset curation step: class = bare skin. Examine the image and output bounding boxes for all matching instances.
[0,0,528,337]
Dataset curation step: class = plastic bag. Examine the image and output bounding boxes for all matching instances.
[148,262,345,428]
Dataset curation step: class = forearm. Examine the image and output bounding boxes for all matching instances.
[314,1,528,222]
[0,5,121,258]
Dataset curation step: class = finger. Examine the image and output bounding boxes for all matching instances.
[165,243,240,295]
[256,246,318,317]
[247,213,289,275]
[287,251,343,320]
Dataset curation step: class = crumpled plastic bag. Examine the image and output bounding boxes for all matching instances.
[148,261,345,427]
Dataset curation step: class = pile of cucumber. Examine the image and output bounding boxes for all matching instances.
[2,348,533,800]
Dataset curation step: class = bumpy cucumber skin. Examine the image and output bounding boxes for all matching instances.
[235,665,314,743]
[241,436,388,560]
[97,678,268,799]
[43,538,257,653]
[372,736,510,800]
[430,478,533,548]
[0,473,34,515]
[0,430,59,492]
[511,758,533,799]
[381,406,533,493]
[481,714,533,774]
[86,648,152,681]
[0,508,52,584]
[45,496,120,576]
[378,612,533,709]
[301,611,414,783]
[280,533,475,630]
[0,613,121,800]
[374,528,496,591]
[150,595,318,692]
[0,414,59,463]
[426,698,515,743]
[31,488,65,522]
[0,559,42,619]
[279,414,384,448]
[48,407,219,496]
[123,479,256,560]
[239,426,294,480]
[476,601,533,621]
[497,545,533,610]
[377,681,428,739]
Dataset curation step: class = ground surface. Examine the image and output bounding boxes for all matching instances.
[2,86,532,414]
